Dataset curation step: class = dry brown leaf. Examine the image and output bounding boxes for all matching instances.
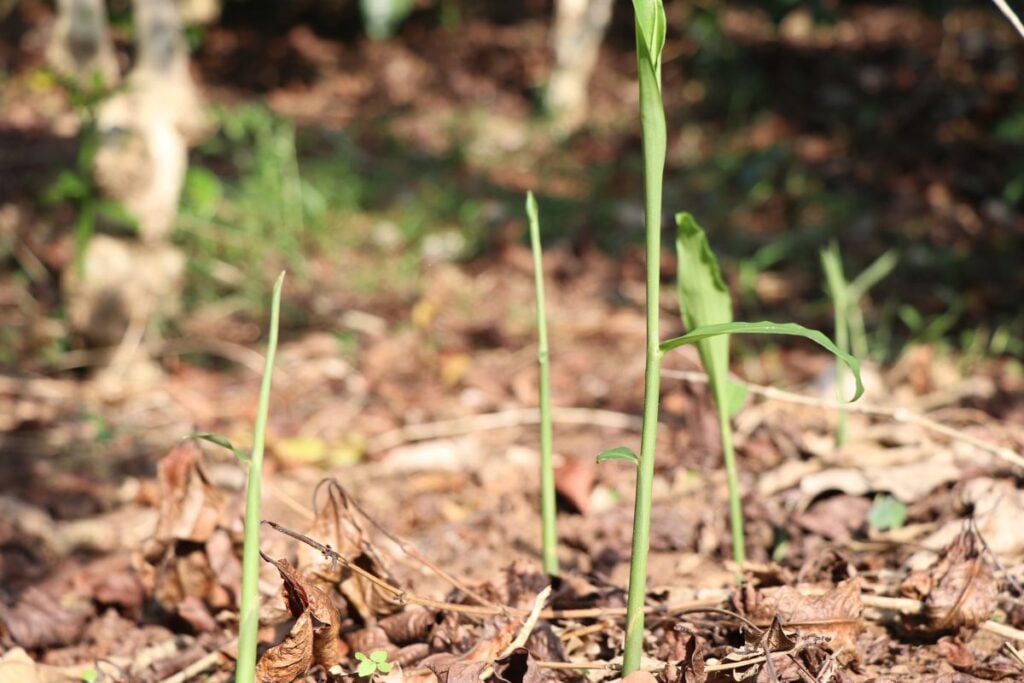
[140,440,239,615]
[298,478,400,621]
[255,609,315,683]
[793,495,871,541]
[900,526,998,634]
[266,553,344,669]
[623,671,659,683]
[0,586,92,649]
[680,634,708,683]
[149,439,226,548]
[423,654,489,683]
[749,578,863,664]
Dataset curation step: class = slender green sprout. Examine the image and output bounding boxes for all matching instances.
[821,244,898,445]
[235,271,285,683]
[525,191,559,577]
[821,242,850,445]
[621,0,667,674]
[847,249,899,360]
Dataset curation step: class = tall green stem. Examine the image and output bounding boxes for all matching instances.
[715,391,745,565]
[622,1,667,673]
[235,272,285,683]
[526,192,559,577]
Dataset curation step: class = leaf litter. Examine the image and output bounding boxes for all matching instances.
[2,219,1024,681]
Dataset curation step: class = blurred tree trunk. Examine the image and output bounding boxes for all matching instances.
[46,0,119,85]
[93,0,207,243]
[546,0,613,135]
[50,0,207,385]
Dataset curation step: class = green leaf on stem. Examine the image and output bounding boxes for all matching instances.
[190,432,251,462]
[660,321,865,402]
[597,446,640,466]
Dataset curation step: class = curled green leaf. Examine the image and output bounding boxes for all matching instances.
[660,321,865,402]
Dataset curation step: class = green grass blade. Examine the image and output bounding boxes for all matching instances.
[660,321,865,402]
[821,242,850,445]
[235,271,285,683]
[848,249,899,300]
[526,191,559,577]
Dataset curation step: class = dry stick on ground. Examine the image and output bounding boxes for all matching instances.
[661,369,1024,470]
[366,406,647,453]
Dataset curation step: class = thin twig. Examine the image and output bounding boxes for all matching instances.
[503,585,551,656]
[662,369,1024,470]
[366,406,646,453]
[1003,642,1024,668]
[157,643,232,683]
[991,0,1024,39]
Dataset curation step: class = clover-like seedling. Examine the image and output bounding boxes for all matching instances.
[355,650,393,679]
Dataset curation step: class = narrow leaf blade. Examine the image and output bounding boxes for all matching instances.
[190,432,251,462]
[596,446,640,466]
[660,321,865,402]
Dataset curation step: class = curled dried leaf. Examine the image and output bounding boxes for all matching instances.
[749,578,864,664]
[298,479,401,621]
[255,610,315,683]
[260,557,344,679]
[900,526,998,634]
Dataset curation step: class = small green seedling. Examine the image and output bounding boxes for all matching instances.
[669,214,864,567]
[868,494,907,532]
[525,191,559,577]
[234,272,285,683]
[821,242,898,445]
[355,650,393,679]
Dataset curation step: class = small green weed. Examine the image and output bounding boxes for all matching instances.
[355,650,393,679]
[821,242,898,444]
[868,494,907,532]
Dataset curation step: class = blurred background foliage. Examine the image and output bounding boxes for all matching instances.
[1,0,1022,371]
